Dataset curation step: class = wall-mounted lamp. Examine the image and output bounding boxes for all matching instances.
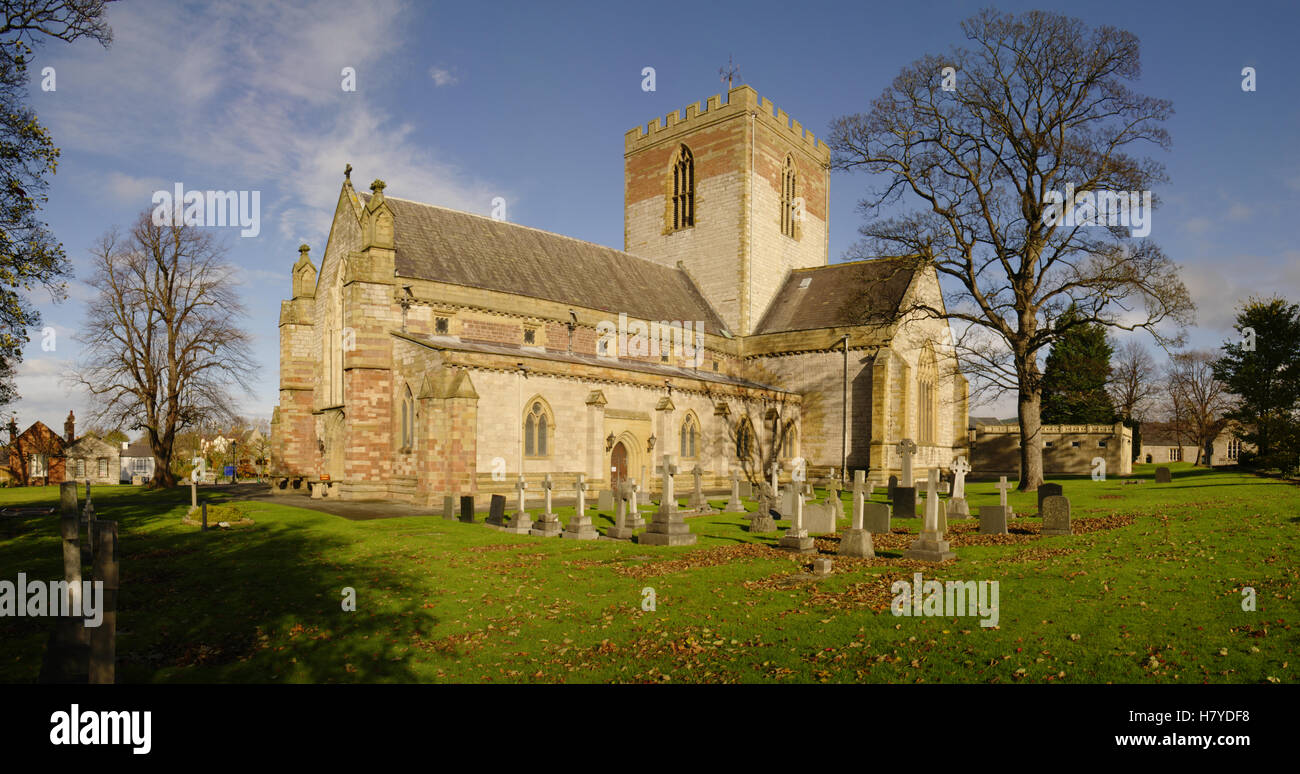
[605,433,616,452]
[647,435,657,453]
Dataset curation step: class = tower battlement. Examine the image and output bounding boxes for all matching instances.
[624,85,829,163]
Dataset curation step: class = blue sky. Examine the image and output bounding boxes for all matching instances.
[9,0,1300,429]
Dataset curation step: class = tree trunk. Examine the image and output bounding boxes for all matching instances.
[1017,387,1045,490]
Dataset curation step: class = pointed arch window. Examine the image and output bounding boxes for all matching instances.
[781,155,799,239]
[671,145,695,231]
[400,385,415,450]
[680,414,698,459]
[524,400,552,458]
[917,343,939,445]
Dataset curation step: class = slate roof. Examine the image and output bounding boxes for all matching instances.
[1140,422,1182,446]
[122,440,153,458]
[395,332,790,393]
[364,193,729,336]
[752,258,916,335]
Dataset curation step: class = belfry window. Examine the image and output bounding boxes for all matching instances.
[781,155,799,238]
[671,145,695,231]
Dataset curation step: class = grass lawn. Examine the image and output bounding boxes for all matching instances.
[0,462,1295,683]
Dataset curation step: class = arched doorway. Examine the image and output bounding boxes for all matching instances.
[611,442,628,488]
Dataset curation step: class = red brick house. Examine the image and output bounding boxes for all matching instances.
[5,412,77,486]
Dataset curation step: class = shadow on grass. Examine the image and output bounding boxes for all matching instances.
[0,485,442,684]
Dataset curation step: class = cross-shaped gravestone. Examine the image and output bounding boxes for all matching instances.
[851,470,866,530]
[996,475,1013,510]
[689,464,709,511]
[778,484,814,552]
[951,456,971,499]
[769,460,781,493]
[896,438,917,487]
[923,468,940,533]
[825,475,844,520]
[529,474,561,537]
[724,468,744,512]
[655,454,679,516]
[564,473,598,539]
[628,478,642,524]
[505,475,533,534]
[608,477,639,539]
[542,473,554,512]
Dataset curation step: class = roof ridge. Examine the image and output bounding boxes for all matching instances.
[375,192,681,275]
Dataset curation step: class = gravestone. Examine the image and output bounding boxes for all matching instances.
[688,465,715,513]
[563,474,599,540]
[625,479,645,529]
[486,494,507,528]
[892,486,917,518]
[947,456,971,518]
[1037,483,1063,513]
[936,498,948,533]
[1155,466,1172,483]
[777,488,815,553]
[978,505,1010,535]
[748,482,777,533]
[887,475,898,501]
[995,476,1015,517]
[1041,495,1072,536]
[639,455,696,546]
[896,438,917,487]
[598,489,615,511]
[738,481,753,498]
[838,470,874,557]
[442,495,456,521]
[863,502,891,534]
[723,469,745,513]
[812,557,833,576]
[607,479,640,540]
[803,502,836,535]
[459,495,476,523]
[824,476,844,522]
[530,474,563,537]
[902,468,955,562]
[504,477,533,534]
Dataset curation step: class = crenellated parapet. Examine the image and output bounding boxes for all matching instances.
[624,85,829,163]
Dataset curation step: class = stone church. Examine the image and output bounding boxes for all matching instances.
[270,85,968,504]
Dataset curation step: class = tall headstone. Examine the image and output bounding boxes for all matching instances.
[564,473,599,540]
[607,479,640,540]
[777,487,815,553]
[688,464,714,513]
[639,454,696,546]
[947,456,971,518]
[896,438,918,487]
[486,494,508,528]
[769,460,781,494]
[978,505,1010,535]
[504,476,533,534]
[824,476,844,522]
[995,476,1015,517]
[626,478,645,529]
[892,486,917,519]
[598,489,615,511]
[749,482,777,533]
[1154,466,1172,483]
[1037,483,1063,513]
[530,474,563,537]
[459,495,476,523]
[443,495,456,520]
[887,475,898,501]
[902,468,955,562]
[838,470,874,557]
[1041,495,1072,536]
[723,468,744,512]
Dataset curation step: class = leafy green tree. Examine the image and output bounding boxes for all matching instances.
[1212,297,1300,473]
[0,2,114,406]
[1041,306,1117,424]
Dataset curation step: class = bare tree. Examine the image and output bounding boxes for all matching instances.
[1162,350,1230,465]
[828,9,1193,490]
[1109,338,1158,421]
[71,210,256,487]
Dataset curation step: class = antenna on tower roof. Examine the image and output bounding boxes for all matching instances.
[719,54,741,90]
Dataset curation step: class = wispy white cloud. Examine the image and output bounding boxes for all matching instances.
[429,66,459,87]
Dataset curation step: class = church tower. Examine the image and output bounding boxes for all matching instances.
[623,85,830,336]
